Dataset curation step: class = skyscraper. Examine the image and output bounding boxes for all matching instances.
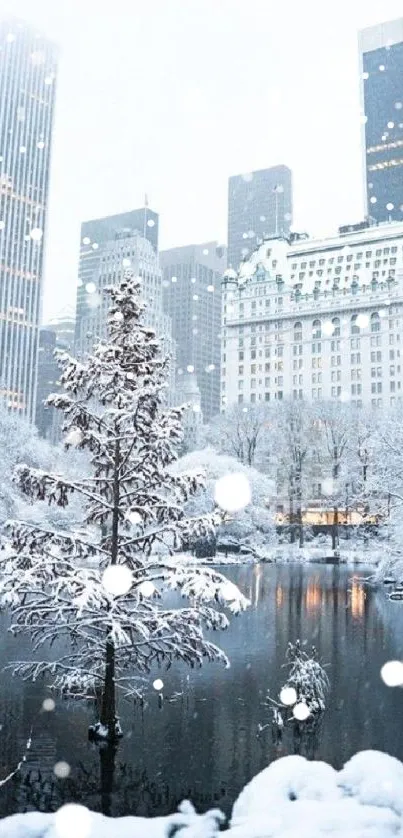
[0,19,57,419]
[359,18,403,223]
[160,242,226,422]
[35,308,75,441]
[75,214,176,397]
[80,206,159,254]
[227,165,293,270]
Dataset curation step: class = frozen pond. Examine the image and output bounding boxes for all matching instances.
[0,563,403,817]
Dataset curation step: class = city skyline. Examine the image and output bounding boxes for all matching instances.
[2,1,403,322]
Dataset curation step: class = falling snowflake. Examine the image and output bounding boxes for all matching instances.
[356,313,369,329]
[122,258,131,267]
[171,276,177,283]
[241,172,253,182]
[186,364,194,373]
[293,702,310,721]
[82,236,91,245]
[0,221,5,231]
[147,219,155,227]
[214,473,251,513]
[42,698,55,712]
[207,285,214,292]
[386,202,394,211]
[30,227,43,241]
[202,248,209,255]
[102,565,133,597]
[37,141,45,149]
[380,660,403,687]
[322,321,335,336]
[153,678,164,691]
[280,686,297,706]
[85,282,97,294]
[54,761,71,779]
[138,580,155,597]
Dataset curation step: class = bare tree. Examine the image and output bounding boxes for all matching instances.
[311,402,353,551]
[203,403,270,468]
[275,402,314,547]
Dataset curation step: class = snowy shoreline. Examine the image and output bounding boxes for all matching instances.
[202,544,382,567]
[1,750,403,836]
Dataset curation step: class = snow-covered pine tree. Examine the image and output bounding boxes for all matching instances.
[0,273,249,741]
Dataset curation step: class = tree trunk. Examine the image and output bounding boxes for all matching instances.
[289,491,295,543]
[332,506,339,551]
[296,466,303,548]
[99,740,117,816]
[100,635,116,731]
[100,439,121,740]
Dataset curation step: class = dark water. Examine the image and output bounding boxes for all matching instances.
[1,563,403,818]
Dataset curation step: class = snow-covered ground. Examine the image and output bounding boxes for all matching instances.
[2,750,403,837]
[205,541,383,567]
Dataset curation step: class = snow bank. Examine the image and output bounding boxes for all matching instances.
[231,750,403,837]
[2,751,403,837]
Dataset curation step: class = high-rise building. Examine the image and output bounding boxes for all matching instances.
[227,165,293,270]
[359,18,403,223]
[80,206,159,254]
[75,219,176,396]
[222,219,403,411]
[160,242,226,422]
[35,308,75,440]
[0,19,57,419]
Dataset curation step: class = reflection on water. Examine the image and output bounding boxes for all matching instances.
[0,564,402,817]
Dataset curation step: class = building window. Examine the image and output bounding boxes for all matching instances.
[312,319,321,339]
[294,321,302,341]
[371,312,380,333]
[351,315,360,335]
[332,317,340,337]
[238,394,243,404]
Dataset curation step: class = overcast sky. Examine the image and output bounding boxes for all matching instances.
[3,0,403,320]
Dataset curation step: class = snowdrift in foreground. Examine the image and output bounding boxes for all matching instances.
[1,750,403,837]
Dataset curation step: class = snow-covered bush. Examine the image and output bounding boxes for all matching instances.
[173,448,275,552]
[265,641,329,732]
